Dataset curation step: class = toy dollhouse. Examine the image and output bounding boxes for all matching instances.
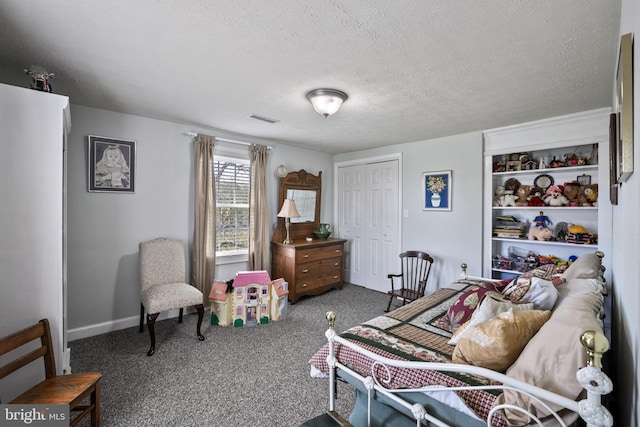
[209,270,288,327]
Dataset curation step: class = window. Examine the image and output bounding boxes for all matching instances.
[214,156,250,258]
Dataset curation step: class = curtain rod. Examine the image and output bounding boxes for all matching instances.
[186,131,272,150]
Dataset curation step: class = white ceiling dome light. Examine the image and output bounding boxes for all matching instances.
[306,89,348,117]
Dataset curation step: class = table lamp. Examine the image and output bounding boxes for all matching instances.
[277,199,301,244]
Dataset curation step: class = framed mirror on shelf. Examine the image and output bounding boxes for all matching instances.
[273,169,322,243]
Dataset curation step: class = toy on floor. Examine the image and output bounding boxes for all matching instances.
[209,270,288,327]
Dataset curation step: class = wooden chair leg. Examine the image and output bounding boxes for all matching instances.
[91,382,100,427]
[146,312,159,356]
[385,295,393,312]
[139,303,145,333]
[195,304,205,341]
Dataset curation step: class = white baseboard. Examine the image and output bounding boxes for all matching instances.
[67,309,188,341]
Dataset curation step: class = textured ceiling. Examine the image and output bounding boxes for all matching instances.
[0,1,621,154]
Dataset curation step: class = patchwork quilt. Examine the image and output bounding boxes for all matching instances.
[309,280,507,426]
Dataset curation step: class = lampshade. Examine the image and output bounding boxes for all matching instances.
[277,199,301,218]
[306,89,348,117]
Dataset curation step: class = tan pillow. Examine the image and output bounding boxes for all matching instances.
[561,252,601,280]
[452,309,551,371]
[448,296,534,345]
[495,288,604,425]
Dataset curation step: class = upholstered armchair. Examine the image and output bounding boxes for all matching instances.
[139,237,205,356]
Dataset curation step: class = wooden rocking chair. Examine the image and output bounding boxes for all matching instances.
[386,251,434,312]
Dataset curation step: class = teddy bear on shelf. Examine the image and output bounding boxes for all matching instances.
[543,185,569,206]
[500,190,519,207]
[515,184,531,207]
[503,177,521,194]
[493,185,506,206]
[563,182,588,207]
[582,184,598,206]
[527,187,545,207]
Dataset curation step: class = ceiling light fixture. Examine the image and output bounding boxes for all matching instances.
[306,88,348,117]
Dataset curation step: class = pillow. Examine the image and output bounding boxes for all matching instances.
[452,309,551,371]
[502,264,559,304]
[446,283,503,331]
[520,277,559,310]
[495,286,604,425]
[448,295,534,345]
[561,252,602,280]
[502,270,560,310]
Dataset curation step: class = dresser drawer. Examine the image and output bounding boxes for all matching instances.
[296,257,342,276]
[296,270,343,292]
[295,244,343,263]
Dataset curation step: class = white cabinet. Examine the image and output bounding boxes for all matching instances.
[483,109,612,279]
[0,83,70,400]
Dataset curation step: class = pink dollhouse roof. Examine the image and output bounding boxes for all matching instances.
[208,281,228,302]
[271,278,289,297]
[233,270,271,287]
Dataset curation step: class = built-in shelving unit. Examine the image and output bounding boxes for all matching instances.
[483,109,612,280]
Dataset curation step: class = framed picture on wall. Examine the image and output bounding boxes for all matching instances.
[615,33,634,183]
[422,170,452,211]
[87,135,136,193]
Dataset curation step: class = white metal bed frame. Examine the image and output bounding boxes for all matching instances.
[323,310,613,427]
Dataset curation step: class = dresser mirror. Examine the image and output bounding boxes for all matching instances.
[273,169,322,243]
[287,189,316,223]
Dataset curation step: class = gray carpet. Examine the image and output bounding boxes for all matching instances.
[70,283,389,427]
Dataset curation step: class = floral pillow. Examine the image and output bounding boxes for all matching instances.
[502,264,558,302]
[448,295,535,345]
[447,283,503,331]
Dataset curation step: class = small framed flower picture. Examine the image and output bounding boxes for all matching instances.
[422,170,452,211]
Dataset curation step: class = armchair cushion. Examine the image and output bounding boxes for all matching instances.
[141,282,203,314]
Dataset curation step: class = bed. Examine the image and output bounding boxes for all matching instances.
[309,252,613,427]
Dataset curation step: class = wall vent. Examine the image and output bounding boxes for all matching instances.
[247,114,280,124]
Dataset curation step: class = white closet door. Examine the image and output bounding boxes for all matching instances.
[379,160,400,292]
[338,158,400,292]
[337,164,365,285]
[364,160,400,293]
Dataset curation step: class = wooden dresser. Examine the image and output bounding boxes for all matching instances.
[272,238,346,303]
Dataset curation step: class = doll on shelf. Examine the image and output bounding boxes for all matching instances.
[533,211,552,229]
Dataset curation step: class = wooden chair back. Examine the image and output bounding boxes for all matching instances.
[386,251,434,311]
[0,319,101,426]
[399,250,433,293]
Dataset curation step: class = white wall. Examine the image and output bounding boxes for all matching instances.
[66,105,334,339]
[613,0,639,425]
[334,131,484,291]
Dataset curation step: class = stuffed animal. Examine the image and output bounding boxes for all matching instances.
[527,187,545,207]
[515,184,531,207]
[528,226,553,241]
[582,184,598,206]
[500,190,518,207]
[543,185,569,206]
[563,182,588,207]
[554,221,569,241]
[493,185,506,206]
[503,177,521,193]
[532,211,552,228]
